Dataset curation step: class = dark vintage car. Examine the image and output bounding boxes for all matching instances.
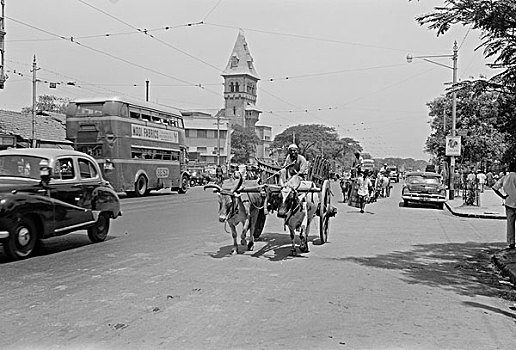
[0,148,121,260]
[401,171,446,209]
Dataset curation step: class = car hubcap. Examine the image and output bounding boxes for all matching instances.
[17,227,31,246]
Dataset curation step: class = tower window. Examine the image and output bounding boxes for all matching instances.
[233,106,236,115]
[235,82,239,92]
[230,82,234,92]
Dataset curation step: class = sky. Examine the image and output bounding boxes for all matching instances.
[0,0,494,160]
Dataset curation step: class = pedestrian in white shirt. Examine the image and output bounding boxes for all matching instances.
[492,162,516,250]
[476,170,486,193]
[357,169,372,213]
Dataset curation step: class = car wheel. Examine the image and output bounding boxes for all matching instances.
[4,218,38,260]
[135,175,148,197]
[178,175,189,194]
[87,212,110,243]
[403,199,409,207]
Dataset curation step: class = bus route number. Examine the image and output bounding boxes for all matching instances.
[156,168,170,178]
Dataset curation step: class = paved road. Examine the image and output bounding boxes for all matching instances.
[0,182,514,350]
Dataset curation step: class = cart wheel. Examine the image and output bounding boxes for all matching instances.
[253,209,266,239]
[319,180,331,243]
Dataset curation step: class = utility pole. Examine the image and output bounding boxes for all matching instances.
[145,80,149,102]
[406,42,458,200]
[0,0,6,89]
[31,55,37,148]
[216,114,220,166]
[449,41,458,200]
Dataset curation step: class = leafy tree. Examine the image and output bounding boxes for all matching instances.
[424,89,507,167]
[21,95,69,114]
[272,124,338,157]
[272,124,363,165]
[230,124,260,164]
[412,0,516,162]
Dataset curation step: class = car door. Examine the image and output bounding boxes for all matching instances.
[76,156,102,209]
[49,156,95,233]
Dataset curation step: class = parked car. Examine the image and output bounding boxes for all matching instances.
[0,148,121,260]
[386,165,399,183]
[401,171,446,209]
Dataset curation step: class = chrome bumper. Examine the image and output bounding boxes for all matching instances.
[402,194,446,203]
[0,230,9,239]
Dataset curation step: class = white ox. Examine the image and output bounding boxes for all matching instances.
[274,176,318,255]
[204,177,266,255]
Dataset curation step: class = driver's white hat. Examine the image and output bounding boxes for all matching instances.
[288,144,298,150]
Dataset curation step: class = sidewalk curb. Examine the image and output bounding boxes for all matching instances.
[445,202,506,220]
[492,252,516,286]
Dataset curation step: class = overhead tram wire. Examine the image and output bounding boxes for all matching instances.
[6,58,152,100]
[6,16,221,98]
[203,22,436,54]
[263,63,408,82]
[76,0,221,72]
[202,0,224,21]
[6,23,199,42]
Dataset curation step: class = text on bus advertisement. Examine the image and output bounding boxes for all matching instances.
[131,124,179,143]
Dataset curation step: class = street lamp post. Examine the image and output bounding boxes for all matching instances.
[407,41,458,200]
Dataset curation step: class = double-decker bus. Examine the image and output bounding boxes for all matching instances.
[65,97,189,196]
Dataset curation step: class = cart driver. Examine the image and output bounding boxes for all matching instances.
[280,144,308,184]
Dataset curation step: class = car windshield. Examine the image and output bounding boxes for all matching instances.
[407,175,441,185]
[0,155,46,179]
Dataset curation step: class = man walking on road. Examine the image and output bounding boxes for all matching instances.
[492,161,516,250]
[357,170,372,213]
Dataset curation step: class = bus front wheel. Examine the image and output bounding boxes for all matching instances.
[178,175,189,194]
[135,175,148,197]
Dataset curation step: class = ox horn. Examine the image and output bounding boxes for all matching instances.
[204,184,222,192]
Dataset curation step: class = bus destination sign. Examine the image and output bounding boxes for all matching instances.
[131,124,179,143]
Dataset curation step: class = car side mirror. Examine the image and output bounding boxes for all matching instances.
[39,159,51,186]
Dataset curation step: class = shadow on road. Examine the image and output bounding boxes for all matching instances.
[341,241,516,302]
[462,301,516,320]
[0,234,116,264]
[208,231,321,262]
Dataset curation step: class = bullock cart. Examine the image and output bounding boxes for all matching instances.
[204,157,336,255]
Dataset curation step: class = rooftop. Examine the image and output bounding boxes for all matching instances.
[0,110,67,142]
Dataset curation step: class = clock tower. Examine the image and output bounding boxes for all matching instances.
[222,31,261,130]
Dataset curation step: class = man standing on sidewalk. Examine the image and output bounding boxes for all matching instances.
[492,161,516,250]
